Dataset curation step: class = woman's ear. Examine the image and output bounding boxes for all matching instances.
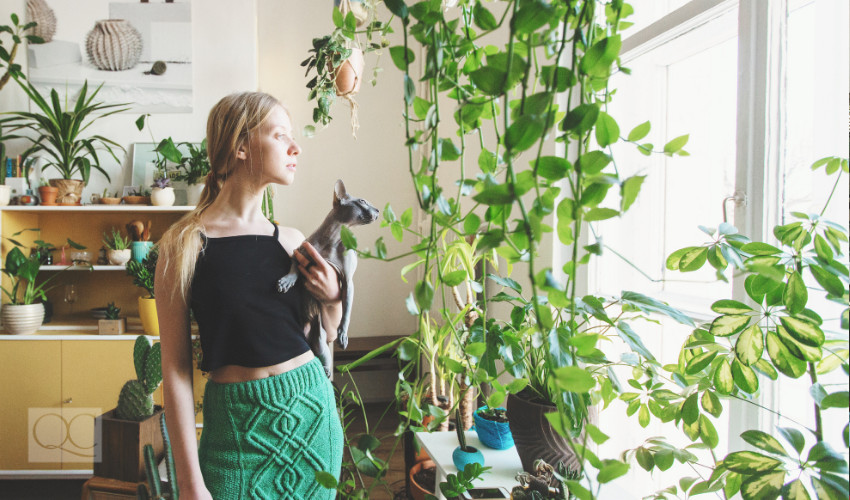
[235,145,247,160]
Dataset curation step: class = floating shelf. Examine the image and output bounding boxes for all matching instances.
[0,205,194,212]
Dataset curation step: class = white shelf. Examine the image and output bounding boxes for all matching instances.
[40,265,128,271]
[0,205,195,212]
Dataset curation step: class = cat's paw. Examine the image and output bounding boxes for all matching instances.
[276,274,297,293]
[323,366,333,378]
[337,329,349,350]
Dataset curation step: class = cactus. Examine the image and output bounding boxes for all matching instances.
[105,302,120,320]
[115,336,162,421]
[139,412,179,499]
[455,409,469,451]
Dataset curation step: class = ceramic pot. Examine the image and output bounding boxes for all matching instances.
[26,0,57,43]
[507,390,593,473]
[0,185,10,206]
[150,187,175,206]
[408,459,435,500]
[333,47,364,96]
[85,19,143,71]
[100,197,121,205]
[49,179,85,205]
[122,195,149,205]
[186,183,204,206]
[2,303,45,335]
[138,296,159,336]
[131,241,153,263]
[474,406,514,450]
[452,445,485,472]
[38,185,59,205]
[107,249,131,266]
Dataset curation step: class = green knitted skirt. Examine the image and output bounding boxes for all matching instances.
[198,357,343,499]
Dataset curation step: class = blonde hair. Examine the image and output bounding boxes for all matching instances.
[158,91,283,302]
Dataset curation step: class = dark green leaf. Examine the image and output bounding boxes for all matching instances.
[821,391,849,409]
[473,2,497,30]
[315,470,338,488]
[511,0,553,34]
[415,280,434,310]
[562,103,599,134]
[766,330,807,378]
[389,46,415,71]
[687,350,718,375]
[809,264,846,296]
[535,156,571,180]
[681,393,700,425]
[781,479,811,500]
[780,316,824,347]
[384,0,408,19]
[778,428,805,456]
[635,447,654,471]
[487,274,522,293]
[699,415,719,448]
[505,115,544,152]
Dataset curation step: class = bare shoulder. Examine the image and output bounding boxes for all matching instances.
[275,225,305,256]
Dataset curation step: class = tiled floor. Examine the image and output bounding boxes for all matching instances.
[0,402,409,500]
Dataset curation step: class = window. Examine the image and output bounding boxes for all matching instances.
[583,0,848,495]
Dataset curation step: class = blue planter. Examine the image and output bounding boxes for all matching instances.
[474,406,514,450]
[131,241,153,263]
[452,445,484,473]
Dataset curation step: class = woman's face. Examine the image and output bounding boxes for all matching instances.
[247,105,301,186]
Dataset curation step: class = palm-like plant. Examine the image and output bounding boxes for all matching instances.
[1,79,128,183]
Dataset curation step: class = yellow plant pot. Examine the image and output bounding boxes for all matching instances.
[138,297,159,336]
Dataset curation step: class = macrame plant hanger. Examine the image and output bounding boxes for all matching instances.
[337,0,367,138]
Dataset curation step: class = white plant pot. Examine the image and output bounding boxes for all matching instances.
[0,185,10,206]
[186,182,204,206]
[2,303,45,335]
[107,248,132,266]
[150,187,175,206]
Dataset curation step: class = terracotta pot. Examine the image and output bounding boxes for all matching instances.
[38,185,59,205]
[507,391,596,473]
[122,195,150,205]
[48,179,85,205]
[408,459,435,500]
[333,47,364,96]
[100,197,121,205]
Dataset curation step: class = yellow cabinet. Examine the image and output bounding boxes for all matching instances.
[0,340,62,470]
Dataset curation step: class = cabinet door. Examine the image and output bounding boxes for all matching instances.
[60,339,137,470]
[0,341,62,470]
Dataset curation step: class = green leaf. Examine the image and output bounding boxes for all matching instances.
[783,271,807,315]
[687,350,718,375]
[555,366,595,393]
[712,299,754,314]
[470,66,507,95]
[741,430,788,456]
[332,7,344,28]
[667,246,695,271]
[742,242,782,255]
[620,175,645,213]
[710,314,751,337]
[681,393,700,425]
[584,207,619,222]
[779,316,824,347]
[732,359,759,393]
[315,469,338,489]
[473,2,497,30]
[473,183,515,205]
[389,46,415,71]
[597,460,629,483]
[562,103,599,134]
[487,274,522,293]
[535,156,571,181]
[505,115,544,152]
[585,423,609,444]
[595,111,620,148]
[663,134,689,154]
[511,0,553,34]
[340,225,357,250]
[680,247,708,272]
[384,0,408,19]
[781,479,811,500]
[404,74,415,105]
[415,280,434,310]
[809,264,846,296]
[580,35,622,78]
[814,234,834,262]
[576,150,611,175]
[635,447,654,471]
[754,358,779,380]
[627,121,651,142]
[724,451,783,474]
[735,324,764,366]
[701,390,723,418]
[741,471,785,500]
[766,330,807,378]
[699,415,719,448]
[821,391,849,409]
[135,114,147,131]
[442,270,467,287]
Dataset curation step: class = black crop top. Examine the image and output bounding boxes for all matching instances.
[191,222,310,372]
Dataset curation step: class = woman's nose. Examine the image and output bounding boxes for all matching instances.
[289,140,301,156]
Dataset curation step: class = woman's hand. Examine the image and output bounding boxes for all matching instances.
[295,241,341,304]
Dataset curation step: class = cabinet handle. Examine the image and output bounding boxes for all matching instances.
[63,398,73,404]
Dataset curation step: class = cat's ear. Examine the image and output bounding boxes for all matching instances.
[333,179,347,206]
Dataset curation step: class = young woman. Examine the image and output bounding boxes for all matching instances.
[155,91,344,500]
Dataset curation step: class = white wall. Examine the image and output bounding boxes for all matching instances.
[0,0,258,198]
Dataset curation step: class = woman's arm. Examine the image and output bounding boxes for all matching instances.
[155,259,211,499]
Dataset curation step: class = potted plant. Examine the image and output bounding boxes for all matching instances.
[99,188,121,205]
[176,139,210,205]
[36,178,57,205]
[149,175,174,207]
[0,231,68,334]
[126,245,158,336]
[473,406,513,451]
[452,409,484,472]
[408,459,436,500]
[94,335,165,481]
[122,187,150,205]
[102,227,131,266]
[2,79,128,204]
[97,302,126,335]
